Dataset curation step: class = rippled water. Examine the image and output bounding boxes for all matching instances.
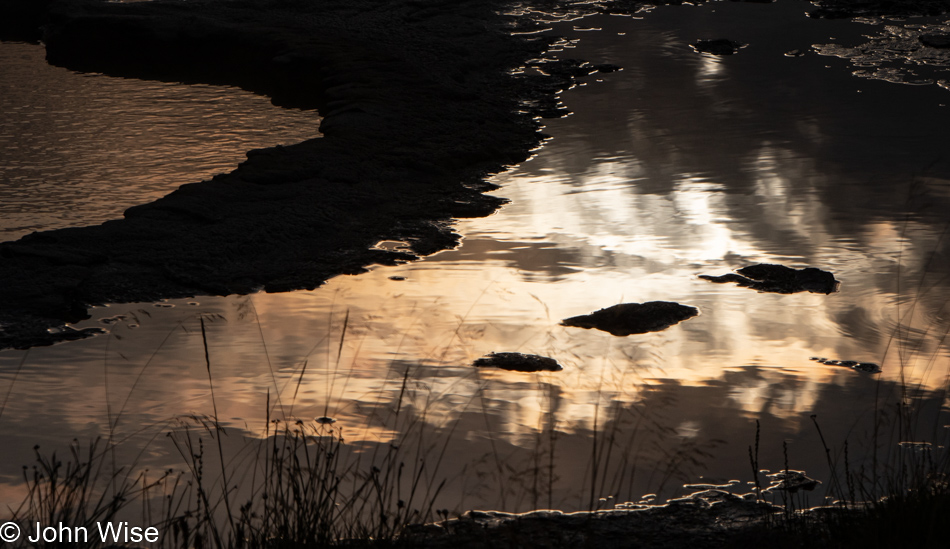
[0,42,321,240]
[2,0,950,512]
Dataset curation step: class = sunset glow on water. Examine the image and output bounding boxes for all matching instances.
[2,0,950,513]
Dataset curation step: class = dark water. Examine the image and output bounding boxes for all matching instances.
[1,0,949,512]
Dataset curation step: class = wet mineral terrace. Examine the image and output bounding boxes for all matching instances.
[1,0,950,513]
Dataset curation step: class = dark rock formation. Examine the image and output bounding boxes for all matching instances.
[807,0,950,19]
[592,63,622,73]
[561,301,699,336]
[0,0,583,349]
[700,264,840,295]
[764,470,820,493]
[473,352,562,372]
[404,492,778,549]
[690,39,746,55]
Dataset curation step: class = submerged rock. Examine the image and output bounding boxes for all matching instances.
[561,301,699,336]
[473,352,562,372]
[700,264,839,295]
[690,39,747,55]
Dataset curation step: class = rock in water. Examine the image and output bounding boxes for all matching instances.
[700,264,839,294]
[765,470,820,493]
[690,39,747,55]
[561,301,699,337]
[473,352,562,372]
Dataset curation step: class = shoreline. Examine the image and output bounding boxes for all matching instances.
[0,0,566,349]
[3,2,950,547]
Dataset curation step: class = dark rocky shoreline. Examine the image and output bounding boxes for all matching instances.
[0,0,569,349]
[403,497,778,549]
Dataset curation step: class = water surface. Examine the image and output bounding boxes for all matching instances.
[1,0,950,512]
[0,42,321,240]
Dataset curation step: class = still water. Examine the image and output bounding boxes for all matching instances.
[2,0,950,512]
[0,42,321,241]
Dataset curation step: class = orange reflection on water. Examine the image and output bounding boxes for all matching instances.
[3,0,950,512]
[0,42,321,241]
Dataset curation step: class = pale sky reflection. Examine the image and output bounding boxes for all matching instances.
[15,175,939,452]
[696,55,724,86]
